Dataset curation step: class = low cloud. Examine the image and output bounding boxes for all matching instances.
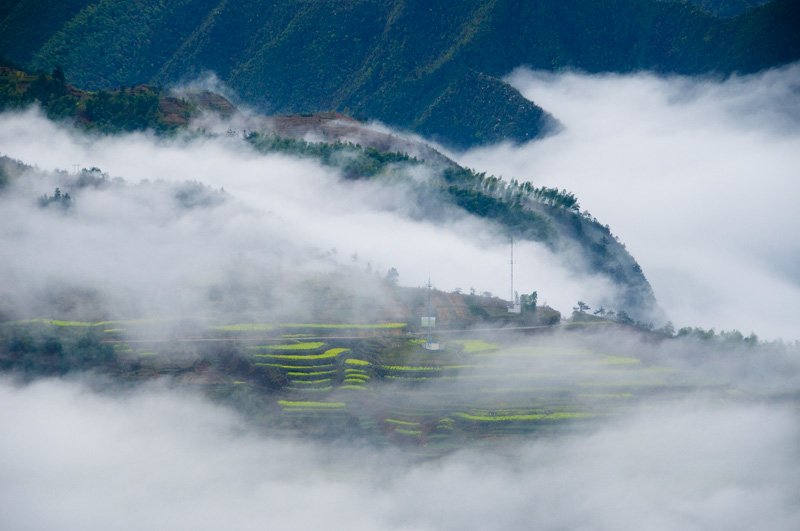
[0,377,797,530]
[2,70,799,530]
[456,63,800,339]
[0,106,617,321]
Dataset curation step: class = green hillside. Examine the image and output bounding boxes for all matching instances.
[0,65,661,322]
[1,0,798,148]
[0,311,782,450]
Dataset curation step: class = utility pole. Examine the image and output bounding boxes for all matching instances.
[510,236,515,304]
[508,237,522,314]
[423,278,439,350]
[427,277,432,345]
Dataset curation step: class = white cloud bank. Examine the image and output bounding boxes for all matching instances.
[0,377,798,531]
[0,107,614,321]
[457,62,800,340]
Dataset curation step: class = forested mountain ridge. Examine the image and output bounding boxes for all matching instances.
[0,64,661,324]
[1,0,798,148]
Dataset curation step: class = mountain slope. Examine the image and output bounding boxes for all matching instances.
[0,65,662,323]
[2,0,798,148]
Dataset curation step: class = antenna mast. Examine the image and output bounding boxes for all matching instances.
[427,278,432,345]
[510,236,515,304]
[508,237,522,314]
[423,278,440,350]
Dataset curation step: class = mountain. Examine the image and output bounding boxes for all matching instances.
[1,0,798,148]
[0,65,662,323]
[687,0,772,17]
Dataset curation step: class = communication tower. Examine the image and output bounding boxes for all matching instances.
[423,278,439,350]
[508,237,522,313]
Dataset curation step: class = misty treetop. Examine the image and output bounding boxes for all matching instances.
[0,66,197,133]
[38,187,72,210]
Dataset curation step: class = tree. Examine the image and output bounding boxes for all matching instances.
[52,65,66,84]
[520,291,537,311]
[658,321,675,337]
[573,301,590,313]
[38,187,72,210]
[384,267,399,286]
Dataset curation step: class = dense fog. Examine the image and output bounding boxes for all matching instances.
[2,64,799,531]
[458,62,800,340]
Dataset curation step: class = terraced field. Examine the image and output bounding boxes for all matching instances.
[0,318,706,449]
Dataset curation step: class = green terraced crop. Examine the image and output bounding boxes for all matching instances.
[292,379,332,385]
[252,348,344,361]
[385,419,421,427]
[344,378,369,384]
[383,366,443,372]
[278,323,407,329]
[394,428,422,435]
[344,359,371,366]
[339,385,367,391]
[578,393,633,399]
[454,412,593,422]
[437,418,455,430]
[278,400,345,408]
[216,323,406,331]
[450,339,500,353]
[213,323,275,331]
[578,381,668,387]
[475,346,594,358]
[287,371,337,377]
[252,342,325,350]
[255,363,337,370]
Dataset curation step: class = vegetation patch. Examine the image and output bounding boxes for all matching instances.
[450,339,500,353]
[254,363,336,370]
[278,323,407,329]
[394,428,422,436]
[292,379,332,385]
[384,365,444,372]
[579,393,633,399]
[474,346,593,358]
[277,400,346,409]
[344,358,371,366]
[288,386,333,393]
[219,323,406,331]
[385,419,421,427]
[213,323,275,331]
[252,342,325,350]
[454,412,592,422]
[253,353,337,362]
[287,370,337,377]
